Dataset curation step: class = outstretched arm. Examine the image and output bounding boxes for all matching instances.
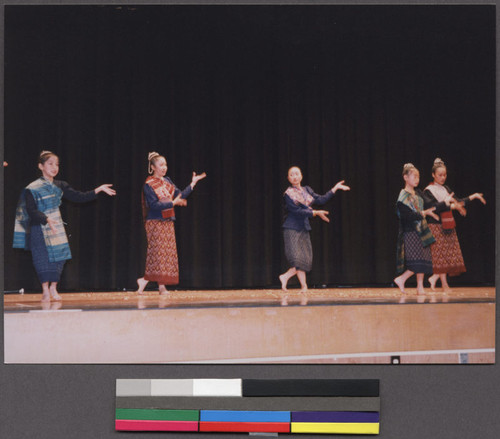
[468,192,486,204]
[190,171,207,189]
[331,180,350,194]
[451,192,485,217]
[59,181,98,203]
[95,184,116,196]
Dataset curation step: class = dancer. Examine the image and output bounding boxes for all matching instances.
[136,152,206,295]
[13,150,116,302]
[423,158,486,292]
[394,163,440,295]
[279,166,350,293]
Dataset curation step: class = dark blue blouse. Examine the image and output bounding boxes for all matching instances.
[282,185,334,232]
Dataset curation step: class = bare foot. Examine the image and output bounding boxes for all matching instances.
[159,286,170,296]
[443,286,453,293]
[417,288,426,295]
[428,275,438,291]
[393,276,406,294]
[299,287,308,294]
[136,277,148,295]
[41,292,51,303]
[279,274,288,291]
[49,288,62,301]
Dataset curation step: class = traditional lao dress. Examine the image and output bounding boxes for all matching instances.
[141,176,192,285]
[395,189,435,275]
[13,177,96,283]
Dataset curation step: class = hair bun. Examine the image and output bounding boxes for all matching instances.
[434,157,445,166]
[148,151,160,161]
[39,150,53,158]
[403,163,415,171]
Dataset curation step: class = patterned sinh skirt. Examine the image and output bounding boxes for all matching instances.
[403,231,433,274]
[30,224,66,283]
[428,223,466,276]
[284,228,313,272]
[144,220,179,285]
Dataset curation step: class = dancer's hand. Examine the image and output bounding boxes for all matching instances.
[314,210,330,223]
[332,180,350,193]
[46,217,58,233]
[423,207,439,221]
[172,194,187,206]
[470,193,486,204]
[443,192,455,206]
[191,172,207,188]
[95,184,116,196]
[452,202,467,217]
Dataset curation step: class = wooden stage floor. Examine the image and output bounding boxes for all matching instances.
[3,287,495,364]
[3,286,496,312]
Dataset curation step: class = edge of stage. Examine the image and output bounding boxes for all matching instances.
[3,287,495,364]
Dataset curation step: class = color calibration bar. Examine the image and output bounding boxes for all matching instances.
[116,379,380,435]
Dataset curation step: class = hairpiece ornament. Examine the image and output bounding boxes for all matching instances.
[39,150,53,158]
[148,151,160,174]
[434,157,444,166]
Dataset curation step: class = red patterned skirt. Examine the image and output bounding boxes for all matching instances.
[428,223,466,276]
[144,220,179,285]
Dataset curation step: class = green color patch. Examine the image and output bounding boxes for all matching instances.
[116,408,199,421]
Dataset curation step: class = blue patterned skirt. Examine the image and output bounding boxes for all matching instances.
[403,231,433,274]
[30,225,66,283]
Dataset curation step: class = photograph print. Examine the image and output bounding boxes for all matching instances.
[3,4,495,364]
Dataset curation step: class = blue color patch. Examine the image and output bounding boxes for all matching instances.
[200,410,291,423]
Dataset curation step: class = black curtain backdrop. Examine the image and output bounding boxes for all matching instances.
[3,5,495,292]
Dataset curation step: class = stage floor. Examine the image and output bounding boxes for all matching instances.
[3,286,496,312]
[4,287,495,364]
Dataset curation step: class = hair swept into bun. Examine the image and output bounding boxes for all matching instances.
[402,162,418,176]
[148,151,164,174]
[432,157,446,173]
[38,150,57,165]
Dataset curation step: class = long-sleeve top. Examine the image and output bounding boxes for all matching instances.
[143,177,193,221]
[422,184,470,224]
[282,185,334,232]
[25,180,97,225]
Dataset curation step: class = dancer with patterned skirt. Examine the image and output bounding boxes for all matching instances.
[13,151,116,302]
[423,158,486,292]
[394,163,440,295]
[279,166,350,294]
[136,152,206,295]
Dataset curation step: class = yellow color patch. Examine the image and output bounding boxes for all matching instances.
[291,422,379,434]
